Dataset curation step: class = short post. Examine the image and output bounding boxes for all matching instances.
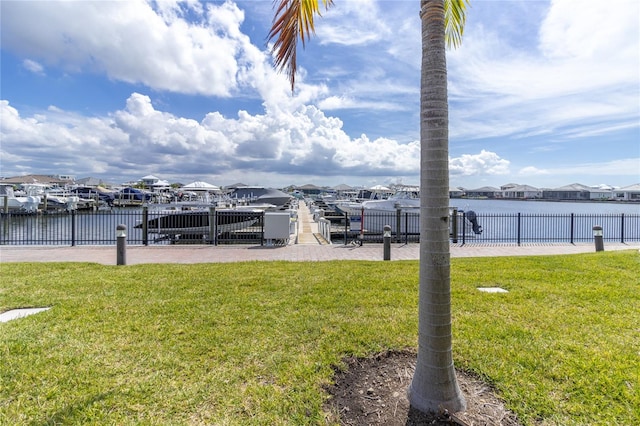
[383,224,391,261]
[592,225,604,252]
[116,224,127,265]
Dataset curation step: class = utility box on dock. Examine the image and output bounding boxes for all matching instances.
[264,212,291,244]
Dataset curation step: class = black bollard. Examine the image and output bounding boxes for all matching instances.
[592,225,604,252]
[383,225,391,261]
[116,224,127,265]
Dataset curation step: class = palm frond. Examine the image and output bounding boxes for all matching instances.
[444,0,470,49]
[268,0,333,92]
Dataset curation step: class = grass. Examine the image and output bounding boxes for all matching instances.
[1,250,638,425]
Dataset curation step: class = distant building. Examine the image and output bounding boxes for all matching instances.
[0,174,71,187]
[449,187,465,198]
[587,186,613,200]
[465,186,501,198]
[613,183,640,201]
[502,184,542,199]
[75,177,115,188]
[543,183,592,201]
[295,184,324,197]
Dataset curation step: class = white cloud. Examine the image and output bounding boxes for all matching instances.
[1,1,268,97]
[0,94,422,183]
[447,0,640,141]
[449,151,511,176]
[315,0,390,46]
[520,158,640,178]
[22,59,44,75]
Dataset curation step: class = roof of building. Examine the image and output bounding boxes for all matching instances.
[0,174,71,185]
[549,183,591,191]
[618,183,640,191]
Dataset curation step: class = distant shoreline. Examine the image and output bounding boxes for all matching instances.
[453,197,639,204]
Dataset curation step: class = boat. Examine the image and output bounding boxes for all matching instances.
[113,187,154,206]
[5,183,80,213]
[345,188,421,234]
[0,184,41,213]
[135,206,264,242]
[227,186,293,208]
[71,186,116,206]
[336,188,482,236]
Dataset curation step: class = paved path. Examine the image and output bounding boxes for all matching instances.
[1,201,637,265]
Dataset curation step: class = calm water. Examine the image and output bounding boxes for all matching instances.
[449,199,639,215]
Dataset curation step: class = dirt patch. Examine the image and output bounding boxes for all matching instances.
[325,350,522,426]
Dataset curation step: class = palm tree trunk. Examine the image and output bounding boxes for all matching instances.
[408,0,466,414]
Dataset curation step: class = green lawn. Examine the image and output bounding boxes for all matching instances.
[1,251,638,425]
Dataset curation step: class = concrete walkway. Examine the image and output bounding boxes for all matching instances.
[1,200,637,265]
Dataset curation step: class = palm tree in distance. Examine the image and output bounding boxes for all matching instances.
[268,0,470,415]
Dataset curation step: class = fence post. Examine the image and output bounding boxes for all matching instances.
[396,209,401,243]
[517,213,521,246]
[404,212,409,244]
[209,207,216,245]
[359,207,365,245]
[621,213,625,244]
[570,213,574,244]
[142,206,149,246]
[344,212,348,245]
[461,211,466,246]
[261,211,265,246]
[451,209,458,244]
[71,210,76,247]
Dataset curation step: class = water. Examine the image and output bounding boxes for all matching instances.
[447,200,639,244]
[449,199,639,215]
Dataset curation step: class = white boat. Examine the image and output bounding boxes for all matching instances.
[341,188,482,236]
[19,184,80,212]
[356,188,421,234]
[228,186,293,208]
[0,184,40,213]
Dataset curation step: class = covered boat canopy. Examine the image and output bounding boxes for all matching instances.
[181,181,220,191]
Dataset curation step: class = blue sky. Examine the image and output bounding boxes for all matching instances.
[1,0,639,189]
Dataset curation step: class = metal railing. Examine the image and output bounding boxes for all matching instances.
[318,217,332,244]
[316,210,639,245]
[0,207,267,246]
[456,212,639,245]
[1,208,638,246]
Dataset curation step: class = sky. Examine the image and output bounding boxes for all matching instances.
[1,0,639,190]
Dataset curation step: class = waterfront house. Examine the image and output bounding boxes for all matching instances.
[613,183,640,201]
[449,187,465,198]
[502,184,542,199]
[543,183,592,201]
[588,185,613,200]
[500,183,519,191]
[75,177,115,188]
[140,175,162,189]
[1,174,72,187]
[295,184,324,198]
[465,186,501,198]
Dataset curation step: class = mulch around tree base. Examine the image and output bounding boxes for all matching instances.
[325,350,522,426]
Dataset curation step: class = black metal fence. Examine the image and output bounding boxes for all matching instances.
[0,208,268,246]
[454,212,639,245]
[1,208,638,246]
[322,210,640,245]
